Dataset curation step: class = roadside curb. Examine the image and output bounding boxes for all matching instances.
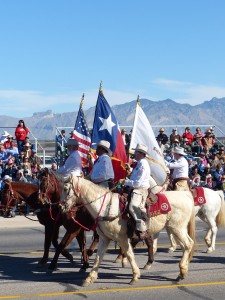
[0,215,42,228]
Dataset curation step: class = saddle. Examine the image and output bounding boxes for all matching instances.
[117,186,171,239]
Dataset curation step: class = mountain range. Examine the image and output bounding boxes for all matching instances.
[1,97,225,140]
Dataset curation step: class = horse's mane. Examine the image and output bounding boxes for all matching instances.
[71,176,111,200]
[49,170,64,184]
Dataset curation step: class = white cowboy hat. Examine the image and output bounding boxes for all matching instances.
[3,175,12,181]
[133,143,148,155]
[2,131,10,137]
[173,146,187,156]
[67,138,80,146]
[96,140,112,156]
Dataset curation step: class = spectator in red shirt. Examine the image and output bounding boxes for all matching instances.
[182,127,193,145]
[15,120,30,153]
[3,135,14,149]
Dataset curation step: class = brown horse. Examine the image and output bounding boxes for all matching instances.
[39,168,154,271]
[38,168,96,271]
[1,179,91,271]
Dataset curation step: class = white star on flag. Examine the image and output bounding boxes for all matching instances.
[99,113,116,136]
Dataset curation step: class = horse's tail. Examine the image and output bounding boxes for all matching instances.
[215,190,225,227]
[187,199,196,262]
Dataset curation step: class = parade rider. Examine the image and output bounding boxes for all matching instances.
[120,143,151,239]
[90,140,114,189]
[165,146,189,191]
[56,138,83,179]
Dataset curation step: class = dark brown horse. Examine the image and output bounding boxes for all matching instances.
[1,180,91,271]
[38,168,96,271]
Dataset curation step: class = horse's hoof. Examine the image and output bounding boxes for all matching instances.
[206,248,214,253]
[129,278,138,285]
[114,258,122,263]
[46,269,54,275]
[80,262,89,271]
[143,264,152,271]
[36,263,47,268]
[37,259,48,266]
[87,249,94,257]
[79,268,87,273]
[168,247,176,253]
[65,254,73,262]
[82,280,91,287]
[176,274,184,282]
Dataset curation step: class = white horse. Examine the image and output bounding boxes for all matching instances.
[165,189,225,253]
[62,175,195,286]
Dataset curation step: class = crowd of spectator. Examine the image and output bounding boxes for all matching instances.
[156,126,225,194]
[0,120,41,190]
[2,123,225,198]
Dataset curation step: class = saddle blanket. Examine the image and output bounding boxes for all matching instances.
[119,192,171,219]
[148,193,171,217]
[193,187,206,206]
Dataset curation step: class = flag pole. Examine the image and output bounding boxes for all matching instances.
[99,81,104,95]
[80,93,85,108]
[137,95,140,106]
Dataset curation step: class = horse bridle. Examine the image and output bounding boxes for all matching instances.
[2,184,18,212]
[38,171,59,205]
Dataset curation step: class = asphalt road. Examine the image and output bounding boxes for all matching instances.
[0,216,225,300]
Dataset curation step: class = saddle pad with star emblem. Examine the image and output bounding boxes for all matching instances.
[149,193,171,217]
[193,187,206,206]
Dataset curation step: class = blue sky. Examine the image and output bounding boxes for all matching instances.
[0,0,225,117]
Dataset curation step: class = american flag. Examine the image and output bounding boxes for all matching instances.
[73,96,91,165]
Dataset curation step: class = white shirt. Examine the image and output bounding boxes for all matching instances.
[57,150,82,178]
[165,156,189,179]
[90,154,114,183]
[125,158,151,189]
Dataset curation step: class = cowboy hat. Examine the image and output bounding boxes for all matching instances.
[3,175,12,181]
[159,128,164,132]
[173,146,187,156]
[2,131,10,137]
[133,143,148,155]
[96,140,112,156]
[67,138,80,146]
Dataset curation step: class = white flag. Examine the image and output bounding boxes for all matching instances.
[129,101,168,186]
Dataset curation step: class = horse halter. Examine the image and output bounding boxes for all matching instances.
[61,177,81,211]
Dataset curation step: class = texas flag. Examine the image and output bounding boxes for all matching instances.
[91,88,127,181]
